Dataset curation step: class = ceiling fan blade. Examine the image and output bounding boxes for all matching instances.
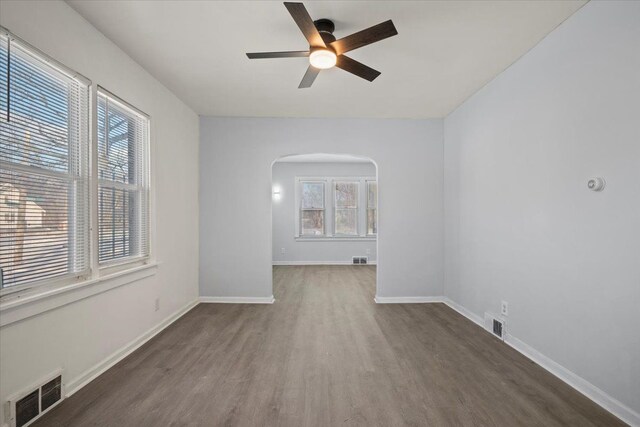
[246,51,310,59]
[299,65,320,88]
[284,2,326,48]
[330,20,398,55]
[336,55,381,82]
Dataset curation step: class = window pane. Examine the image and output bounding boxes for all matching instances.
[301,182,324,209]
[98,97,140,184]
[301,210,323,235]
[97,91,149,265]
[367,181,377,235]
[1,170,70,287]
[0,35,89,290]
[368,208,377,235]
[0,42,71,173]
[98,186,139,262]
[368,181,377,208]
[0,35,6,116]
[335,208,357,235]
[335,182,358,208]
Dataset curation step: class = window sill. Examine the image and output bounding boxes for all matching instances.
[0,262,158,328]
[295,236,376,242]
[100,256,150,275]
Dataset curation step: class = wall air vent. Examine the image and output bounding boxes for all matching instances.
[484,312,506,341]
[352,256,368,265]
[5,371,63,427]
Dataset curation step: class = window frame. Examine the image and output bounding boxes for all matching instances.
[95,86,151,272]
[333,180,359,237]
[294,176,375,241]
[0,28,92,297]
[297,179,326,237]
[0,27,155,304]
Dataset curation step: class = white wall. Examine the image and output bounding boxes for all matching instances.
[0,1,199,422]
[444,0,640,421]
[272,161,377,264]
[200,118,443,299]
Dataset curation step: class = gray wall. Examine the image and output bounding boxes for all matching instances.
[272,161,377,264]
[200,118,443,299]
[444,0,640,419]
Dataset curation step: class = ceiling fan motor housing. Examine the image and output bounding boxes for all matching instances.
[314,19,336,44]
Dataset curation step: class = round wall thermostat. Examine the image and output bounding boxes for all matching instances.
[587,177,605,191]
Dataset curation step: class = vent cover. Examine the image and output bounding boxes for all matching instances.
[484,312,506,341]
[15,391,39,427]
[492,319,503,338]
[352,256,368,265]
[6,372,63,427]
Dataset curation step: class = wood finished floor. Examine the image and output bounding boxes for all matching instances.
[35,266,625,427]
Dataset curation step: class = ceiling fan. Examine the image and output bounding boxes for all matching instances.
[246,2,398,88]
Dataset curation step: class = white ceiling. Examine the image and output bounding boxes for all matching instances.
[67,0,585,118]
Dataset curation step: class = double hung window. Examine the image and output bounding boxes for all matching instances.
[300,181,325,236]
[334,181,358,236]
[0,32,90,290]
[0,28,151,296]
[97,90,149,265]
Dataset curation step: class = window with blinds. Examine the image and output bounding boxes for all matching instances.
[0,31,90,290]
[96,90,149,265]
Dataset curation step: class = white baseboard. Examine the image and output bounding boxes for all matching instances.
[442,297,483,327]
[66,298,199,396]
[374,296,445,304]
[505,333,639,427]
[199,295,275,304]
[442,297,639,427]
[273,261,376,265]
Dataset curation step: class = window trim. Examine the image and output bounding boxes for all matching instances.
[95,86,151,270]
[0,27,155,304]
[297,179,327,237]
[294,176,375,240]
[0,27,91,86]
[0,262,159,328]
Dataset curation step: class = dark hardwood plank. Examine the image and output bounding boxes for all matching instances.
[34,266,626,427]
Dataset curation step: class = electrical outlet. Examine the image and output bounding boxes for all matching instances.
[155,298,160,312]
[281,247,286,254]
[501,301,508,316]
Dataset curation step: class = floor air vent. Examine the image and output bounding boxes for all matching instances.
[6,372,63,427]
[352,256,368,265]
[484,312,506,341]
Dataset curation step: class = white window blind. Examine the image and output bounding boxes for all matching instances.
[300,181,324,236]
[96,90,149,265]
[367,181,377,235]
[334,181,358,236]
[0,31,90,290]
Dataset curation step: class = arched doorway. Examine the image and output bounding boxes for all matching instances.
[270,153,379,300]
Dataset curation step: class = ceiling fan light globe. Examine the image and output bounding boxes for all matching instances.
[309,49,337,69]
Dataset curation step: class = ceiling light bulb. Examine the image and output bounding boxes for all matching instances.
[309,49,337,69]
